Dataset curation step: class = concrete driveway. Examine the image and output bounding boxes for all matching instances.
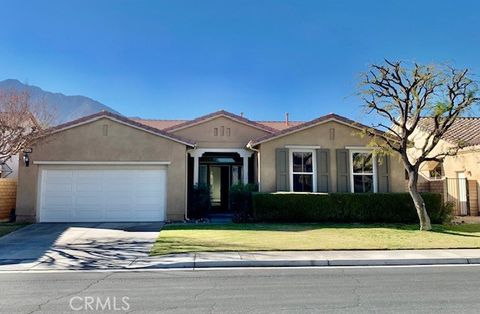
[0,222,163,271]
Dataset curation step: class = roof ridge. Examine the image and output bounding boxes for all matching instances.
[162,109,278,133]
[256,120,305,123]
[132,118,188,122]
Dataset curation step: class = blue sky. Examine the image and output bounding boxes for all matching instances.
[0,0,478,123]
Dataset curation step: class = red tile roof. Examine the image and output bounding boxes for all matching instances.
[132,117,305,131]
[131,118,188,130]
[256,120,304,130]
[418,117,480,147]
[161,110,279,133]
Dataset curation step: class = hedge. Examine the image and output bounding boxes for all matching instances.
[252,192,451,224]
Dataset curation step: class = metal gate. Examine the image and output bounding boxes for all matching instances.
[445,177,470,215]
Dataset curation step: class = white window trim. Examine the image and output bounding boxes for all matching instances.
[349,149,378,193]
[285,145,321,149]
[289,148,317,192]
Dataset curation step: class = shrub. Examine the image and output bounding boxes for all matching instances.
[230,183,258,223]
[252,192,450,224]
[189,183,211,219]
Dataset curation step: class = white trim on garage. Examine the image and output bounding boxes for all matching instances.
[37,165,168,222]
[34,161,171,165]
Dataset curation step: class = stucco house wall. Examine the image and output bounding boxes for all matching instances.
[16,117,188,222]
[171,116,271,148]
[257,120,406,193]
[409,126,480,215]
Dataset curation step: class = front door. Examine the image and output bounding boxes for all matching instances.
[209,165,231,212]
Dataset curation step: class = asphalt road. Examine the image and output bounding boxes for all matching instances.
[1,265,480,313]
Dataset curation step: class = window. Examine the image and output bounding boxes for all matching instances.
[429,164,443,179]
[350,150,377,193]
[290,150,316,192]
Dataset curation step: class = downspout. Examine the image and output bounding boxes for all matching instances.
[184,144,197,221]
[246,141,261,192]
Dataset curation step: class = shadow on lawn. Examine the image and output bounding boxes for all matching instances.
[164,222,480,234]
[430,224,480,237]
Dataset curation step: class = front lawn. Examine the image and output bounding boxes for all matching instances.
[151,223,480,255]
[0,223,28,238]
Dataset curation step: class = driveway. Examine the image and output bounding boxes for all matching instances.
[0,222,163,271]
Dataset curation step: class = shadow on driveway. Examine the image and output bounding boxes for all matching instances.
[0,222,163,270]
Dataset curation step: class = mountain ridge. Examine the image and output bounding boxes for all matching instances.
[0,79,119,124]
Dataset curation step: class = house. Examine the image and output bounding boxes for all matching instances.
[410,117,480,216]
[15,110,406,223]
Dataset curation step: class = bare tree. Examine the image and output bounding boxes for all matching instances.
[360,60,479,230]
[0,89,54,166]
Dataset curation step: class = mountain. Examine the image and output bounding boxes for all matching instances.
[0,79,119,124]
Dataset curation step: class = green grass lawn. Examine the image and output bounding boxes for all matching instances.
[0,223,28,238]
[151,223,480,255]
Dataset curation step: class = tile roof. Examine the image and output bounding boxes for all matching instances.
[418,117,480,147]
[130,118,188,130]
[162,110,279,133]
[132,117,305,131]
[256,120,304,130]
[51,111,196,146]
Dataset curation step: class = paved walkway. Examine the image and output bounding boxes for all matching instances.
[126,249,480,269]
[3,247,480,271]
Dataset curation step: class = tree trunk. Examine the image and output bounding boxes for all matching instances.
[408,171,432,231]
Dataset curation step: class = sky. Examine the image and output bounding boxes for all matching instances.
[0,0,479,123]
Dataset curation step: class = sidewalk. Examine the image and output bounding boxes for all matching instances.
[3,249,480,271]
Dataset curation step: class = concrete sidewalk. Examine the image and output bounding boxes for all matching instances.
[3,249,480,271]
[131,249,480,269]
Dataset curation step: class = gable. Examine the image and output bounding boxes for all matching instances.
[32,117,190,162]
[49,112,194,146]
[257,120,374,149]
[171,115,271,148]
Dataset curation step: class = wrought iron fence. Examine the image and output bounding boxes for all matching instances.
[445,177,470,215]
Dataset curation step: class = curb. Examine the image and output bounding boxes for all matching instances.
[3,257,480,272]
[133,257,480,270]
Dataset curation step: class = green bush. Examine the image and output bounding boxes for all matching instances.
[230,183,258,223]
[189,183,211,219]
[252,192,451,224]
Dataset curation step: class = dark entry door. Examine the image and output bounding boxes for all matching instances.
[210,165,230,212]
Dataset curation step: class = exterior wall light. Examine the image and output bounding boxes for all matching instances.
[23,148,33,167]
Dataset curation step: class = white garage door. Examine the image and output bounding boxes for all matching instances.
[38,166,167,222]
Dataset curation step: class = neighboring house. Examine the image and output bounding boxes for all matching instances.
[0,155,18,179]
[15,110,406,223]
[410,117,480,216]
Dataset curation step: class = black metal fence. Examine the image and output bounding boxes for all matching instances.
[445,177,470,215]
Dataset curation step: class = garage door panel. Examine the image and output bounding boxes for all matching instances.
[43,183,73,193]
[39,167,167,222]
[43,195,74,207]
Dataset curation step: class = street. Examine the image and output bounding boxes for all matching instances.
[1,265,480,313]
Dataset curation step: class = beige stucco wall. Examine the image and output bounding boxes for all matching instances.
[409,128,480,215]
[16,118,188,222]
[257,121,406,193]
[171,116,270,148]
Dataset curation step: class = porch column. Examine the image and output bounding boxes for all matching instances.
[242,155,249,184]
[193,156,199,185]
